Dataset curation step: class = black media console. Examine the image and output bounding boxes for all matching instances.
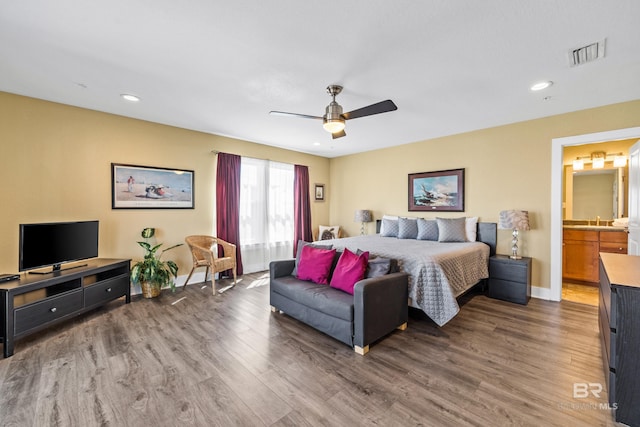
[0,258,130,358]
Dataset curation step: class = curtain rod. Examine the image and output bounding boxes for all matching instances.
[211,150,280,164]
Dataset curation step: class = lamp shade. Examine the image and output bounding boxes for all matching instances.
[354,209,373,223]
[498,210,530,231]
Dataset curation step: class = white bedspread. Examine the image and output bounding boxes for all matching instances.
[319,235,490,326]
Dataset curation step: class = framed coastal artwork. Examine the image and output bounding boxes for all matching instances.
[111,163,194,209]
[408,168,465,212]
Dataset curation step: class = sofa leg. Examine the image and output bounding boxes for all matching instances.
[354,345,369,355]
[397,322,408,331]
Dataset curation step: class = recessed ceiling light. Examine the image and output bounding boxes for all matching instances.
[530,81,553,91]
[121,94,140,102]
[313,142,321,146]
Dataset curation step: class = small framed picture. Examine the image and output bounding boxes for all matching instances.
[315,184,325,201]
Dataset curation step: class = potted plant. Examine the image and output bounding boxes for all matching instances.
[130,227,183,298]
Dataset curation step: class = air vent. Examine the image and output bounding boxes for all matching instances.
[569,39,606,67]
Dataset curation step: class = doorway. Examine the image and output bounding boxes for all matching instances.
[550,127,640,301]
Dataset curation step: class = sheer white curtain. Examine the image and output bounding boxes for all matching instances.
[239,158,294,273]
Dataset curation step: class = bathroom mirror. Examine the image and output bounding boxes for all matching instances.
[564,166,626,220]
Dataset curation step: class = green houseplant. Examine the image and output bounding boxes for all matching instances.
[130,228,183,298]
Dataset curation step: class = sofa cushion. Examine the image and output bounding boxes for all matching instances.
[330,249,369,295]
[292,240,332,276]
[271,276,354,321]
[296,245,336,285]
[366,256,392,278]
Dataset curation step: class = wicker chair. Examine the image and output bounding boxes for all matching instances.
[184,235,237,295]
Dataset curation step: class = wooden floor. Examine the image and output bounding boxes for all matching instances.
[0,272,621,426]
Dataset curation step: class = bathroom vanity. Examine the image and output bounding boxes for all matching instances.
[563,227,627,283]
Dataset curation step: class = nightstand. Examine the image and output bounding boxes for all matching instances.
[488,255,532,305]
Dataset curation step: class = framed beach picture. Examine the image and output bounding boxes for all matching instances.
[111,163,194,209]
[408,168,465,212]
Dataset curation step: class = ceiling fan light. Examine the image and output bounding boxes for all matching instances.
[323,118,345,133]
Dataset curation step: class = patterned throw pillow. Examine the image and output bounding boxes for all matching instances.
[319,225,340,240]
[436,217,467,242]
[417,218,439,241]
[380,218,399,237]
[397,217,419,239]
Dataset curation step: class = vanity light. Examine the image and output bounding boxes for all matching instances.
[592,151,606,169]
[614,155,627,167]
[573,158,584,171]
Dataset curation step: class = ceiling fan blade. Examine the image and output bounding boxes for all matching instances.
[342,100,397,120]
[332,130,346,139]
[269,111,323,120]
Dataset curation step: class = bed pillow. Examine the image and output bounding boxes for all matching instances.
[379,215,398,235]
[380,218,399,237]
[330,248,369,294]
[436,217,467,242]
[397,217,419,239]
[319,225,340,240]
[366,256,392,278]
[417,218,439,241]
[292,240,332,276]
[466,217,478,242]
[296,245,337,285]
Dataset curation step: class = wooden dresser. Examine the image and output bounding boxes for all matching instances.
[599,253,640,426]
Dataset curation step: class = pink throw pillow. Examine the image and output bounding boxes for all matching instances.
[330,249,370,295]
[296,245,336,285]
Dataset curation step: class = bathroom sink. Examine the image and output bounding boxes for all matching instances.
[563,225,627,231]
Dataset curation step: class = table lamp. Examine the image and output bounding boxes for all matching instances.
[354,210,373,235]
[498,210,530,259]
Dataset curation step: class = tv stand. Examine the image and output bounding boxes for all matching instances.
[0,259,130,358]
[28,263,89,275]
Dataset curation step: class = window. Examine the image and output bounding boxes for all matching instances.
[239,158,294,273]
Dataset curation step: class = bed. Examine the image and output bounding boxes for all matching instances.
[317,220,496,326]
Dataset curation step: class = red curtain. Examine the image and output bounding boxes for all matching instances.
[216,152,243,276]
[293,164,313,256]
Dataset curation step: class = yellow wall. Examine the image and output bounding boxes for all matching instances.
[0,92,330,278]
[329,100,640,290]
[3,91,640,293]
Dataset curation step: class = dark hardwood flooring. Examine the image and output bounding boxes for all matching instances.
[0,272,620,426]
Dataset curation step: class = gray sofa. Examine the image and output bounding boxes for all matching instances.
[269,257,409,355]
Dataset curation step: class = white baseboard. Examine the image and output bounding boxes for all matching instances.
[531,285,555,301]
[130,271,207,295]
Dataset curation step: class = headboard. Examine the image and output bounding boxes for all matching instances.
[375,219,497,256]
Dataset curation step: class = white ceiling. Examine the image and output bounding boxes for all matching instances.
[2,1,640,158]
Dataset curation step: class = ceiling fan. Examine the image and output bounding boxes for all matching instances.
[270,85,397,139]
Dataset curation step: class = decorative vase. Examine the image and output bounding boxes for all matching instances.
[140,281,161,298]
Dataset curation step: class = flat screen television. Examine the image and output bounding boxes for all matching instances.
[19,220,99,273]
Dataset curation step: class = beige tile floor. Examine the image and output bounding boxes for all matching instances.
[562,282,599,306]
